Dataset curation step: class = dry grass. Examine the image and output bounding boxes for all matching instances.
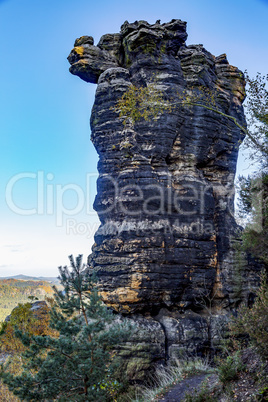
[0,381,20,402]
[131,357,213,402]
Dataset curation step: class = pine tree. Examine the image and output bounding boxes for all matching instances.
[1,255,131,401]
[237,73,268,264]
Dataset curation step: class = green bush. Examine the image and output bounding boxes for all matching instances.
[229,271,268,360]
[0,255,132,402]
[257,385,268,401]
[218,353,244,384]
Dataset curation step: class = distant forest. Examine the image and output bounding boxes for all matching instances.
[0,279,54,322]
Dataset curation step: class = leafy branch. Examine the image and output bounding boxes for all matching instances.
[112,78,268,157]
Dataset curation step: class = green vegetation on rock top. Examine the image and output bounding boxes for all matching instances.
[0,279,54,322]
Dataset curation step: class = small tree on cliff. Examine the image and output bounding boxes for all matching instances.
[112,78,248,134]
[1,255,131,401]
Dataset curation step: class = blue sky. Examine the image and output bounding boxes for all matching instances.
[0,0,268,277]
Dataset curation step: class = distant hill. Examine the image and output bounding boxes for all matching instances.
[0,278,56,322]
[0,274,60,285]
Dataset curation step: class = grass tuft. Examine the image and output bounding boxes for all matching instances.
[131,357,213,402]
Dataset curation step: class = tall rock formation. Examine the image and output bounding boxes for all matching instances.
[68,20,262,376]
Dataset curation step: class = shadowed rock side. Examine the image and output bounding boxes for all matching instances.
[68,20,262,375]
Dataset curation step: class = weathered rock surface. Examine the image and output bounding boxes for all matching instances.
[68,19,262,375]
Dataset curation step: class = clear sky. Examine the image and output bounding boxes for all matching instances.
[0,0,268,277]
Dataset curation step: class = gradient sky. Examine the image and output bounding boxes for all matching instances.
[1,0,268,277]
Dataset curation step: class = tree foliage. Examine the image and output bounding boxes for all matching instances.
[0,301,56,401]
[237,73,268,264]
[112,80,172,125]
[0,279,54,322]
[1,255,131,401]
[228,272,268,360]
[242,72,268,161]
[0,301,55,354]
[112,73,267,155]
[113,78,247,135]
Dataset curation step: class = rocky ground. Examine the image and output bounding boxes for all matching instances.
[155,349,267,401]
[157,373,214,401]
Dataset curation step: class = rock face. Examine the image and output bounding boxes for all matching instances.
[68,19,262,375]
